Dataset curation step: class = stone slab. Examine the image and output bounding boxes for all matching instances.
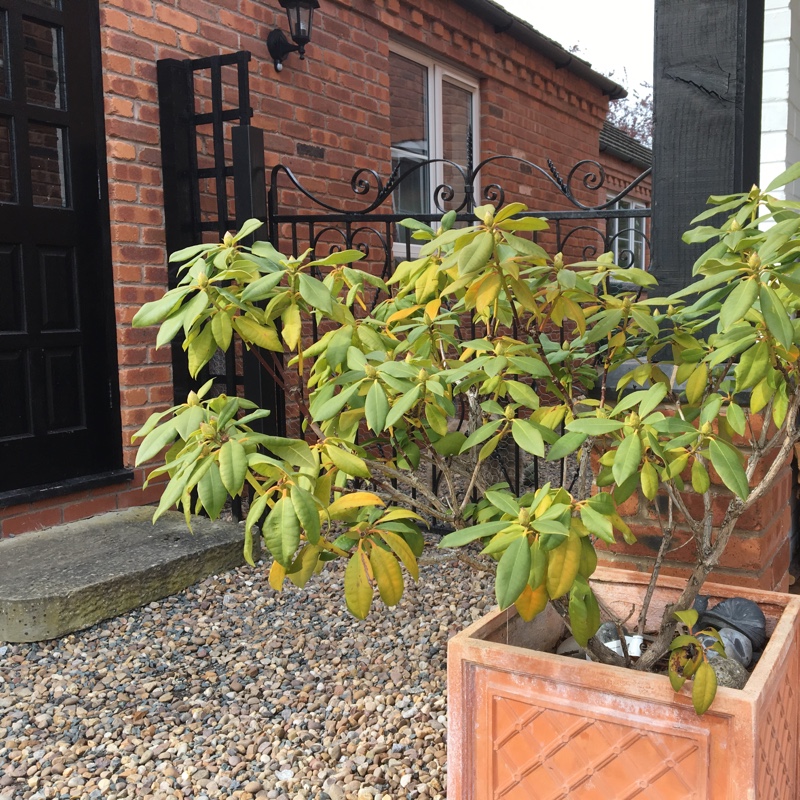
[0,507,255,642]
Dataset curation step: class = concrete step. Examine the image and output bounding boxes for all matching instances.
[0,507,253,643]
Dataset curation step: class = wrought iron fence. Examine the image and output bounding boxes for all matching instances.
[266,155,652,500]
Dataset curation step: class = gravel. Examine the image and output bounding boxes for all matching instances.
[0,547,495,800]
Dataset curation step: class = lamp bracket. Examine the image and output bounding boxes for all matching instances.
[267,28,301,71]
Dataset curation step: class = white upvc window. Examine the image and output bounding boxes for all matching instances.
[388,44,480,249]
[607,196,649,270]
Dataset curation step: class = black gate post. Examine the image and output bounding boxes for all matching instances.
[651,0,764,297]
[157,58,201,404]
[233,125,285,436]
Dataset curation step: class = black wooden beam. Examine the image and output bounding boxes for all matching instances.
[157,58,202,405]
[651,0,764,296]
[233,124,286,437]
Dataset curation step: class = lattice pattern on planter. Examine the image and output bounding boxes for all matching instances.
[756,664,798,799]
[491,694,707,800]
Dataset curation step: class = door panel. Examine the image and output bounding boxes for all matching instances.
[0,0,120,493]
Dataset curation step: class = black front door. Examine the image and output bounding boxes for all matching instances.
[0,0,121,493]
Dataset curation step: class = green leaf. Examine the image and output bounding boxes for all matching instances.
[511,419,545,457]
[569,577,599,647]
[287,545,320,588]
[198,461,227,520]
[566,418,625,435]
[720,278,758,330]
[326,446,371,480]
[734,340,770,391]
[692,661,718,715]
[725,402,746,436]
[439,521,510,548]
[495,536,532,610]
[580,505,614,544]
[766,161,800,192]
[612,434,642,487]
[132,288,192,328]
[370,542,404,606]
[219,439,248,496]
[240,270,285,302]
[135,419,179,466]
[709,438,749,499]
[232,218,264,241]
[458,231,495,274]
[307,248,364,267]
[263,495,302,567]
[385,385,422,428]
[432,430,467,456]
[505,380,539,409]
[211,310,233,351]
[297,272,333,314]
[187,323,216,378]
[691,458,711,494]
[485,490,520,517]
[365,381,389,432]
[344,547,373,619]
[260,435,317,471]
[459,419,504,452]
[311,383,361,422]
[546,431,587,461]
[291,485,321,545]
[759,284,794,350]
[638,383,668,418]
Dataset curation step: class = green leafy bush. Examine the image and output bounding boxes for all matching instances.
[133,163,800,714]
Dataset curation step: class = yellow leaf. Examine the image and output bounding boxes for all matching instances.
[475,272,501,315]
[268,560,286,591]
[344,546,373,619]
[232,315,283,351]
[561,297,586,336]
[515,583,548,621]
[686,362,708,405]
[546,531,582,599]
[281,302,302,351]
[386,305,421,325]
[326,491,385,519]
[424,298,441,320]
[369,542,404,606]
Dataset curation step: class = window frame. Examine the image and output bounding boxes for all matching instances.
[388,43,480,256]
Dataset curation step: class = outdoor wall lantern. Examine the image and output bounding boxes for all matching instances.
[267,0,320,72]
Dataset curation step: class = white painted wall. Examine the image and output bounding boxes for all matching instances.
[761,0,800,199]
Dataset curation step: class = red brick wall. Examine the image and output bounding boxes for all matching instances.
[1,0,623,536]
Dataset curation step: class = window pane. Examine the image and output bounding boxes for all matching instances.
[390,52,429,216]
[441,80,472,211]
[29,122,68,207]
[389,53,428,159]
[23,18,64,109]
[442,80,472,168]
[26,0,62,9]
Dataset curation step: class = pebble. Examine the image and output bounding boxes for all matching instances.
[0,548,493,799]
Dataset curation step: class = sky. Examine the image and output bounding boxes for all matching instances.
[495,1,655,95]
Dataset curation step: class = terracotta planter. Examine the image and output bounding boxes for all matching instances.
[447,567,800,799]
